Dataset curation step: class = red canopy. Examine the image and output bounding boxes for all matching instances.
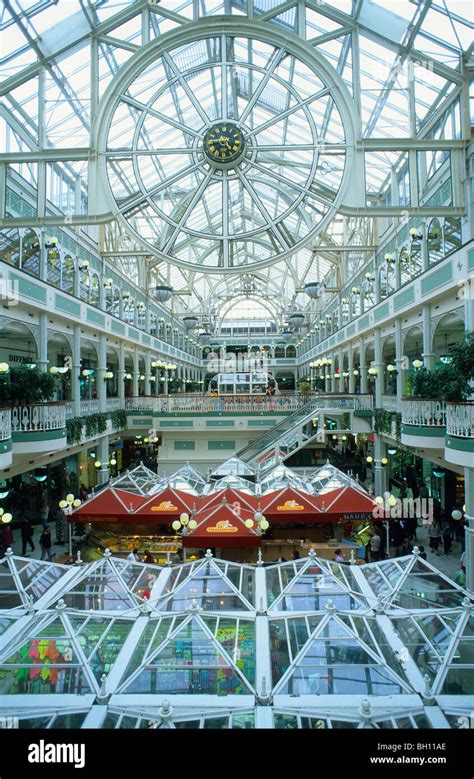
[71,488,145,522]
[133,487,196,519]
[260,487,321,522]
[183,502,262,548]
[311,486,379,521]
[197,488,258,513]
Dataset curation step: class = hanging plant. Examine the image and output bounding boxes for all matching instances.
[66,417,83,445]
[111,409,127,430]
[373,408,392,434]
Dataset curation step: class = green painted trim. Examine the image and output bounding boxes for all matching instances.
[394,287,415,310]
[0,439,11,451]
[445,436,474,452]
[208,440,235,450]
[12,429,66,442]
[468,249,474,271]
[111,320,126,335]
[142,334,151,345]
[128,327,140,340]
[354,410,373,418]
[358,315,370,331]
[11,274,46,304]
[157,411,290,418]
[401,424,445,437]
[174,441,196,450]
[421,263,452,295]
[127,418,153,426]
[248,420,273,427]
[206,420,235,427]
[346,324,356,337]
[87,309,105,326]
[55,294,81,317]
[159,420,194,428]
[374,302,389,322]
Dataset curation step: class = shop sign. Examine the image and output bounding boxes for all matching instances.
[206,520,238,533]
[151,501,178,511]
[341,512,371,521]
[277,500,305,511]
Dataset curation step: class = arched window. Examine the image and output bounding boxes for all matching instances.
[21,229,40,276]
[63,255,75,294]
[379,263,396,299]
[80,270,90,302]
[90,274,100,307]
[444,216,462,255]
[0,228,21,268]
[427,218,442,266]
[47,246,62,288]
[286,345,296,358]
[399,246,411,285]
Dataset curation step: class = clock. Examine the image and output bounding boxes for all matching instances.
[203,123,245,165]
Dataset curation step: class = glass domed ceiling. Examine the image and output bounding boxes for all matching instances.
[102,26,349,272]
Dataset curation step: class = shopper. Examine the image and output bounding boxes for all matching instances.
[428,520,442,555]
[334,549,344,562]
[40,500,49,529]
[418,545,427,561]
[127,547,139,562]
[401,537,413,555]
[20,519,35,556]
[39,526,55,561]
[442,521,452,555]
[369,531,382,562]
[143,550,155,564]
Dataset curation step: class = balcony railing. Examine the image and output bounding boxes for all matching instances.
[401,398,447,428]
[0,408,11,441]
[11,403,66,433]
[381,395,399,412]
[107,397,122,412]
[80,399,100,416]
[446,402,474,438]
[125,392,374,414]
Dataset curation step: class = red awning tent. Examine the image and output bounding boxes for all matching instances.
[259,487,321,522]
[311,486,379,522]
[132,487,197,520]
[71,488,145,522]
[197,488,258,513]
[182,502,262,548]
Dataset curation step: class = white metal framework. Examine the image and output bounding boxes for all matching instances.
[0,548,472,728]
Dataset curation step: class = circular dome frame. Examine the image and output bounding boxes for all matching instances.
[95,17,358,275]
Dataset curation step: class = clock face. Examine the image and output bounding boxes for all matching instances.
[203,123,245,165]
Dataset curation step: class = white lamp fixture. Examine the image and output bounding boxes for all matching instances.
[412,359,423,369]
[410,227,422,240]
[0,363,10,373]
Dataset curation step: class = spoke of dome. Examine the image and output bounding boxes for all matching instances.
[162,51,211,127]
[118,162,202,213]
[234,169,291,251]
[120,96,203,140]
[245,88,330,139]
[238,46,286,124]
[161,169,214,255]
[246,159,335,209]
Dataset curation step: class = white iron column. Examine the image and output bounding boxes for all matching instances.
[118,343,125,406]
[395,318,404,408]
[373,328,383,408]
[144,352,151,396]
[374,437,387,497]
[348,347,355,394]
[72,325,81,418]
[359,336,367,394]
[38,312,48,372]
[96,436,110,486]
[97,333,107,414]
[464,466,474,594]
[421,305,435,371]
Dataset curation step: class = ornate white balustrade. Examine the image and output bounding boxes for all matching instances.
[107,398,122,412]
[381,395,399,412]
[11,403,66,433]
[124,392,373,414]
[64,402,74,420]
[401,398,447,428]
[446,402,474,438]
[0,408,11,441]
[80,399,100,416]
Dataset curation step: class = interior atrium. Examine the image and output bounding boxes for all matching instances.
[0,0,473,735]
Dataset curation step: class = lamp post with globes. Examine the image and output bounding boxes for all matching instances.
[59,493,82,558]
[374,492,398,558]
[171,512,198,562]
